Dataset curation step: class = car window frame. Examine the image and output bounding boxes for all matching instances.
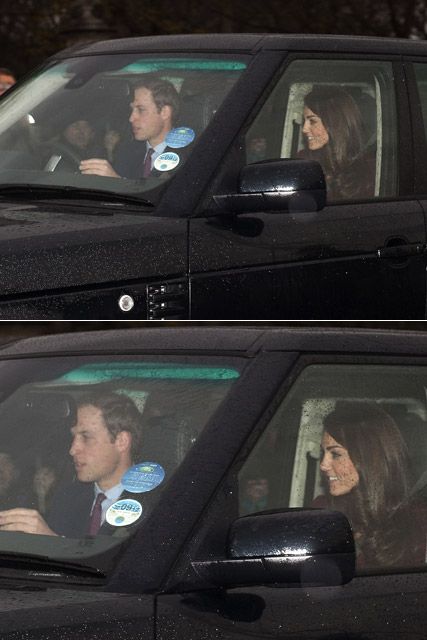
[403,57,427,197]
[150,50,285,218]
[198,52,414,211]
[165,350,427,593]
[104,349,298,593]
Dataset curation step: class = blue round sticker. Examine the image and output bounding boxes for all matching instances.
[165,127,195,149]
[122,462,165,493]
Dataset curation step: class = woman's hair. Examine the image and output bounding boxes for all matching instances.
[304,86,365,169]
[322,401,417,567]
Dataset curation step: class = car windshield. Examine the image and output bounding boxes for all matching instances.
[0,354,241,584]
[0,53,247,205]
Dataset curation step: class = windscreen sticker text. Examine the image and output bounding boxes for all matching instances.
[165,127,195,148]
[106,499,143,526]
[154,152,180,171]
[122,462,165,493]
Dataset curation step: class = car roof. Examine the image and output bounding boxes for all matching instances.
[54,33,427,59]
[0,326,426,358]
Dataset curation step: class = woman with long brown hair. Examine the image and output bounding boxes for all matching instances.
[301,86,375,201]
[319,401,426,568]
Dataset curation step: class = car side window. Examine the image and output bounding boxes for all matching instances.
[238,364,427,573]
[245,60,398,202]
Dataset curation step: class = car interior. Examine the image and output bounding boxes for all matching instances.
[239,364,427,519]
[0,60,244,180]
[0,360,238,530]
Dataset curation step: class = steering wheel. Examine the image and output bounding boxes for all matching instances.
[44,142,82,172]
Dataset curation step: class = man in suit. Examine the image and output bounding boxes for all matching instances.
[0,392,144,537]
[79,77,181,180]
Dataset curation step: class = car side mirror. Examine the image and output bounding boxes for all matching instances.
[211,159,326,215]
[192,509,355,588]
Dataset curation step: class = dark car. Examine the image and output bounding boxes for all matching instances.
[1,34,427,319]
[0,326,426,638]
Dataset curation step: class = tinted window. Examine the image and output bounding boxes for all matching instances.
[245,59,397,202]
[0,355,241,582]
[239,364,427,572]
[0,55,247,204]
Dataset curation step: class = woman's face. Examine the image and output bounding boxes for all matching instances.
[302,106,329,150]
[320,431,359,496]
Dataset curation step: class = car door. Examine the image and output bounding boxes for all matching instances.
[157,348,427,639]
[189,53,427,319]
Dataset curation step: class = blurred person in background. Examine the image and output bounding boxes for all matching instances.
[0,68,16,95]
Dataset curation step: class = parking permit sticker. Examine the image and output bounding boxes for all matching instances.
[122,462,165,493]
[166,127,195,148]
[106,499,142,527]
[154,152,180,172]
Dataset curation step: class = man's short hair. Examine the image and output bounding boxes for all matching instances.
[78,392,142,460]
[133,76,179,122]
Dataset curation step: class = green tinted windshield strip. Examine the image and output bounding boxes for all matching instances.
[121,59,247,73]
[59,363,240,382]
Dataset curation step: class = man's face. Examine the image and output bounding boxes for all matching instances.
[129,87,170,146]
[69,405,124,490]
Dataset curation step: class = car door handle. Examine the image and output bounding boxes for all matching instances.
[377,243,424,259]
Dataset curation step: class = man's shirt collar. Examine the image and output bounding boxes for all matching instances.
[94,482,123,502]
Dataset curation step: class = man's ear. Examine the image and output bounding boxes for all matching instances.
[160,104,172,122]
[115,430,132,454]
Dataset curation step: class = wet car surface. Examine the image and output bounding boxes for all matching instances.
[0,326,424,638]
[0,34,427,318]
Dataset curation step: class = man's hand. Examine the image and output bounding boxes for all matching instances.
[0,508,58,536]
[79,158,120,178]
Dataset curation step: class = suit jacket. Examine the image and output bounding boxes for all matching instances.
[47,481,146,538]
[114,138,188,180]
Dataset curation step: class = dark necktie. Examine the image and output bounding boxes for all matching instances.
[142,147,154,177]
[88,492,106,535]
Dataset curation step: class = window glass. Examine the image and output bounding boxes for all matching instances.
[0,355,240,583]
[0,55,247,204]
[245,60,397,202]
[239,364,427,573]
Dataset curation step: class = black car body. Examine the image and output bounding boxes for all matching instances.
[0,326,425,638]
[1,34,427,319]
